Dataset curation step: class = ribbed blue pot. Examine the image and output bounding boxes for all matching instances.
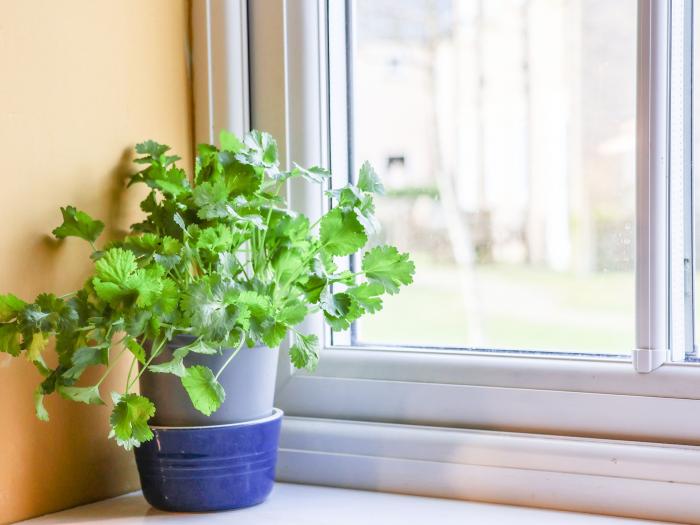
[134,409,283,512]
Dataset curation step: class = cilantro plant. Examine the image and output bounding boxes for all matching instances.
[0,130,414,449]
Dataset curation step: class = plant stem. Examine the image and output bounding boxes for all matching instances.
[214,332,245,381]
[125,356,137,392]
[96,347,127,387]
[127,336,167,391]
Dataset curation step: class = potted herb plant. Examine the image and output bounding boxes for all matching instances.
[0,130,414,512]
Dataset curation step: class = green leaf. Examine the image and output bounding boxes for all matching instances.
[347,282,385,314]
[322,292,363,331]
[34,387,49,422]
[135,140,170,158]
[320,208,368,256]
[289,163,331,184]
[72,344,109,367]
[0,294,27,322]
[357,161,384,195]
[320,289,353,318]
[181,338,219,355]
[109,393,156,449]
[52,206,105,243]
[93,248,164,307]
[362,245,415,294]
[148,353,187,377]
[220,130,245,153]
[196,225,235,254]
[220,153,263,195]
[242,130,279,167]
[26,332,49,362]
[95,247,138,284]
[58,385,104,405]
[303,274,327,303]
[260,321,287,348]
[181,365,225,416]
[63,343,108,379]
[181,278,239,342]
[272,250,304,285]
[193,179,232,219]
[127,266,165,308]
[289,333,319,371]
[278,302,307,325]
[120,233,160,258]
[126,339,146,364]
[153,167,189,197]
[155,278,179,316]
[0,324,21,356]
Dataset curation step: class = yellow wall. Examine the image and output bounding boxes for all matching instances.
[0,1,193,522]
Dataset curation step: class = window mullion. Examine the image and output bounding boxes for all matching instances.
[634,0,671,372]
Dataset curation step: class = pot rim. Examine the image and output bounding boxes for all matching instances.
[149,407,283,430]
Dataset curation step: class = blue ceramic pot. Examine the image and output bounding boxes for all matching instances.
[134,408,283,512]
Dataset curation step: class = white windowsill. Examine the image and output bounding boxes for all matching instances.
[18,483,676,525]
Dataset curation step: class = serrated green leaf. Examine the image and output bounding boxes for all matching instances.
[127,266,165,308]
[273,250,304,285]
[181,277,246,342]
[58,385,104,405]
[109,393,155,449]
[63,343,108,379]
[93,248,164,308]
[0,324,21,356]
[260,321,287,348]
[221,152,263,195]
[126,339,146,364]
[153,167,189,197]
[362,246,415,294]
[26,332,49,362]
[322,292,362,331]
[320,208,367,256]
[289,333,319,371]
[320,289,352,317]
[120,233,160,258]
[242,130,279,167]
[193,179,232,219]
[289,163,331,183]
[181,365,225,416]
[52,206,105,243]
[347,282,385,314]
[196,225,235,254]
[220,130,245,153]
[95,248,138,284]
[357,161,384,195]
[71,344,109,367]
[156,278,179,315]
[135,140,170,158]
[278,302,307,325]
[148,354,187,377]
[0,294,27,322]
[181,337,219,355]
[303,274,327,303]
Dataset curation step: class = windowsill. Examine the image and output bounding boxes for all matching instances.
[18,483,676,524]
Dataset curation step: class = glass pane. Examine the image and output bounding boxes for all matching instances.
[349,0,636,354]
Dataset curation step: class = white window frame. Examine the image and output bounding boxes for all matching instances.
[194,0,700,520]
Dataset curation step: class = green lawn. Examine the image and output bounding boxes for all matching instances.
[357,257,634,355]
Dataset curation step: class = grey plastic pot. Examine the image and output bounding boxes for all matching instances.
[139,335,279,426]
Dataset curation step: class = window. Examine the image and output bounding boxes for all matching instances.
[196,1,700,519]
[348,0,637,355]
